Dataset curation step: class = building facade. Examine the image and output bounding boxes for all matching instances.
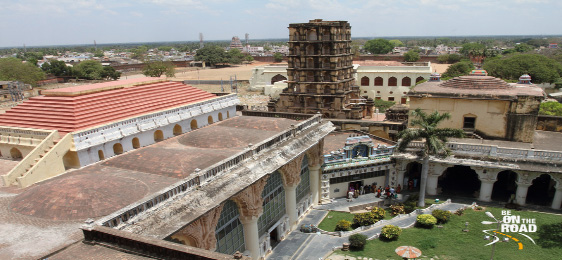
[355,61,432,103]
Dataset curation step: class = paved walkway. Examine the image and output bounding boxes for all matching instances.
[267,201,466,260]
[315,193,407,212]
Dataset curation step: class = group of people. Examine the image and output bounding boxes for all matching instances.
[347,183,402,201]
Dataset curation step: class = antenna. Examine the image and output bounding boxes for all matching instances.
[245,33,249,46]
[94,40,97,51]
[199,33,204,48]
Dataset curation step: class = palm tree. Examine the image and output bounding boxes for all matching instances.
[397,109,465,207]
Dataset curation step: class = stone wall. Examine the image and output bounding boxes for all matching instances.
[536,115,562,132]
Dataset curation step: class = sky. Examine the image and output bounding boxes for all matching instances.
[0,0,561,48]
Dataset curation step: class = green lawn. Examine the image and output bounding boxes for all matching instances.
[333,207,562,260]
[318,211,355,232]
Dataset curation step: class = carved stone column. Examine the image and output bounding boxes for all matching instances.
[426,163,446,196]
[171,204,224,251]
[279,154,304,230]
[232,177,268,260]
[475,168,499,202]
[515,172,536,206]
[306,140,324,206]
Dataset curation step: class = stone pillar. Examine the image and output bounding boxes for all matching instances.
[232,177,268,260]
[479,181,495,202]
[309,165,321,206]
[552,188,562,210]
[515,183,531,206]
[239,216,260,260]
[426,175,439,196]
[306,140,324,206]
[279,154,304,230]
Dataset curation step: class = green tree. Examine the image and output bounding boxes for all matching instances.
[364,39,394,54]
[142,61,176,77]
[397,109,465,207]
[245,55,254,63]
[41,60,73,77]
[389,39,404,47]
[539,102,562,116]
[73,60,106,80]
[483,54,562,83]
[442,61,474,78]
[131,46,148,60]
[93,50,104,58]
[101,66,121,80]
[273,52,283,62]
[227,48,245,64]
[460,42,486,57]
[404,50,420,62]
[0,58,45,86]
[514,43,533,53]
[194,45,228,67]
[373,99,395,112]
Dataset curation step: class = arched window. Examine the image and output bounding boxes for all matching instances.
[416,76,425,83]
[360,76,370,86]
[10,147,23,159]
[208,115,213,125]
[388,77,397,86]
[307,30,317,41]
[374,77,383,86]
[98,150,105,160]
[113,143,123,155]
[190,119,198,130]
[402,77,411,86]
[296,155,310,202]
[218,112,223,121]
[173,124,182,136]
[154,130,164,142]
[215,200,245,254]
[132,137,140,149]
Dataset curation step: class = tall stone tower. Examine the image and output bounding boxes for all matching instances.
[269,19,371,119]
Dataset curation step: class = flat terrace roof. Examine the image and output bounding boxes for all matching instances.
[451,130,562,152]
[323,131,395,155]
[0,115,302,259]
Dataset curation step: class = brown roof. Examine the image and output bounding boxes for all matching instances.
[410,75,545,99]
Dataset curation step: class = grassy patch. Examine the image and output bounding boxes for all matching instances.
[318,211,355,232]
[333,207,562,259]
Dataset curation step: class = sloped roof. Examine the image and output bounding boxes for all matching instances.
[0,78,217,134]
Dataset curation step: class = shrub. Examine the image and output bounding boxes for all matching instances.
[403,201,417,214]
[353,212,376,226]
[380,225,402,241]
[349,234,368,250]
[416,214,437,228]
[390,204,405,216]
[537,222,562,248]
[432,209,452,224]
[454,208,465,216]
[370,207,386,220]
[335,219,352,231]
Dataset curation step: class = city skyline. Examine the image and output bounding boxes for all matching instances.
[0,0,561,48]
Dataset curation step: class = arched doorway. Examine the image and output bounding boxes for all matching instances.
[10,147,23,159]
[132,137,140,149]
[218,113,223,121]
[98,150,105,160]
[113,143,123,155]
[271,74,287,84]
[190,119,198,130]
[154,130,164,142]
[207,116,213,125]
[492,170,517,202]
[404,162,422,191]
[173,125,182,136]
[526,174,555,206]
[438,165,481,197]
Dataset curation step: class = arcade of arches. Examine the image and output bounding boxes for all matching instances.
[397,161,562,210]
[167,143,324,260]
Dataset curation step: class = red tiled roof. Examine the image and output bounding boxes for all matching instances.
[0,79,217,134]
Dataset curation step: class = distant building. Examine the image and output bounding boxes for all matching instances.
[355,61,432,104]
[408,71,545,142]
[229,36,244,51]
